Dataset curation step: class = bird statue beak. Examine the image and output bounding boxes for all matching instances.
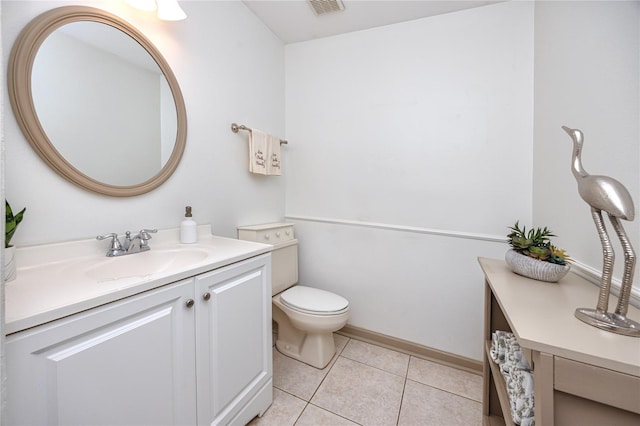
[561,125,582,142]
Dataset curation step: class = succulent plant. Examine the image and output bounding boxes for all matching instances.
[507,221,570,265]
[6,200,26,248]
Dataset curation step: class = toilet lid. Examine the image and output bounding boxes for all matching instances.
[280,286,349,314]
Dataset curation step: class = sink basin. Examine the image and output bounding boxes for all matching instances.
[83,249,209,281]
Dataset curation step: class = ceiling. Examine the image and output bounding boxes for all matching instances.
[242,0,505,44]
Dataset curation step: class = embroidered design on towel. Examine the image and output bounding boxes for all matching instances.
[255,150,266,168]
[271,153,280,170]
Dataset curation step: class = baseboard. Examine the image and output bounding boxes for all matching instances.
[337,324,482,375]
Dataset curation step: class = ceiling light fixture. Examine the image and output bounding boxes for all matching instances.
[125,0,187,21]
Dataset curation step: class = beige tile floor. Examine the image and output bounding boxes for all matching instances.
[249,333,483,426]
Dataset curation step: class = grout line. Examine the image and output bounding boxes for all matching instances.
[395,356,413,425]
[265,386,307,426]
[273,385,309,403]
[339,339,410,379]
[307,402,365,426]
[338,353,409,379]
[404,377,483,404]
[305,336,352,404]
[336,328,482,375]
[291,401,308,426]
[296,336,354,424]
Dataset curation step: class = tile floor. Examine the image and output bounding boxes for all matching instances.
[249,333,483,426]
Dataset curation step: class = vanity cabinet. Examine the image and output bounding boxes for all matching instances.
[195,255,273,426]
[6,278,197,425]
[479,257,640,426]
[5,254,272,426]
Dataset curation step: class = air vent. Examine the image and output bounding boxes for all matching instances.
[308,0,345,16]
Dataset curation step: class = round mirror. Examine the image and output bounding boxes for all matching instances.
[8,6,187,197]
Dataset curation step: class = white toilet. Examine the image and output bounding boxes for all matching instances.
[238,223,349,369]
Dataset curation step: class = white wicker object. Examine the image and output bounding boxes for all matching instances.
[505,249,570,283]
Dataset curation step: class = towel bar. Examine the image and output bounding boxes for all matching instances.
[231,123,288,145]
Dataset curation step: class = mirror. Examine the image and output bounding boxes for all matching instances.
[8,6,187,197]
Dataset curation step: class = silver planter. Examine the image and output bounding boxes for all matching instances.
[505,249,570,283]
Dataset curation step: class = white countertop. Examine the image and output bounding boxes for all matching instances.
[479,257,640,376]
[5,225,272,335]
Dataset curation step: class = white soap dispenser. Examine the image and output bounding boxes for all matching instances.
[180,206,197,244]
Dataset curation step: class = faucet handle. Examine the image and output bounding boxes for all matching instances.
[97,233,123,249]
[97,233,126,256]
[138,229,158,249]
[139,228,158,240]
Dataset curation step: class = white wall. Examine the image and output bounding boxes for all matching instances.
[2,0,286,245]
[533,1,640,298]
[285,1,535,361]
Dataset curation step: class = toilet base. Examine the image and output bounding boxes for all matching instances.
[272,301,341,369]
[275,333,336,369]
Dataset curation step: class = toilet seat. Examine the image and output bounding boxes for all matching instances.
[280,286,349,316]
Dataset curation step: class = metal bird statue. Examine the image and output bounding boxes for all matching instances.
[562,126,639,336]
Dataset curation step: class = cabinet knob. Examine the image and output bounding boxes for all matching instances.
[275,232,281,238]
[203,292,211,301]
[186,299,195,308]
[264,234,270,240]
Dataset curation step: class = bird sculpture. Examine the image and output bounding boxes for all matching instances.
[562,125,638,336]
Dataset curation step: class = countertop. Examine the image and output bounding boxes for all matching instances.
[479,257,640,376]
[5,225,272,335]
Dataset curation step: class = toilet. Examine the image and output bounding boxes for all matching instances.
[238,223,349,369]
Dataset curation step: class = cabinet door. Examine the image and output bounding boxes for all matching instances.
[195,254,272,426]
[6,279,197,426]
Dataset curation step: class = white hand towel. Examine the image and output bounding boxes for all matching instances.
[268,134,282,176]
[249,129,268,175]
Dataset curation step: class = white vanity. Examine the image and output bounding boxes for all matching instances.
[5,225,273,426]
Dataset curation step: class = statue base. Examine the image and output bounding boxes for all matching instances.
[575,308,640,337]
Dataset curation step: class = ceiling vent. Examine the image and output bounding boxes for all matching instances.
[308,0,345,16]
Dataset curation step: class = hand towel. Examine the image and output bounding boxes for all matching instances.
[268,133,282,176]
[249,128,282,175]
[249,128,268,175]
[490,330,535,426]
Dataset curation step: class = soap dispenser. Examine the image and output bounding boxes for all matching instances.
[180,206,197,244]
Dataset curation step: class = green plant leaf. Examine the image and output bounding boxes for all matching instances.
[6,200,26,248]
[506,220,568,265]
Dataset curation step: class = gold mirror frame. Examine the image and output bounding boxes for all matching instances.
[8,6,187,197]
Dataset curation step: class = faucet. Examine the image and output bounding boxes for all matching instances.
[97,229,157,257]
[124,229,157,253]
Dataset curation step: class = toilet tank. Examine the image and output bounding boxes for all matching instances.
[237,223,299,295]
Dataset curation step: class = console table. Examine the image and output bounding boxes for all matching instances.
[479,257,640,426]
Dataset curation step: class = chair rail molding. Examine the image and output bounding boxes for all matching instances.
[285,214,640,308]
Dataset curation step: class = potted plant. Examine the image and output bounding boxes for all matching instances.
[505,221,571,282]
[5,200,26,282]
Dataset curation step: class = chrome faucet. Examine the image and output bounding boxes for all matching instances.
[124,229,157,253]
[97,229,158,257]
